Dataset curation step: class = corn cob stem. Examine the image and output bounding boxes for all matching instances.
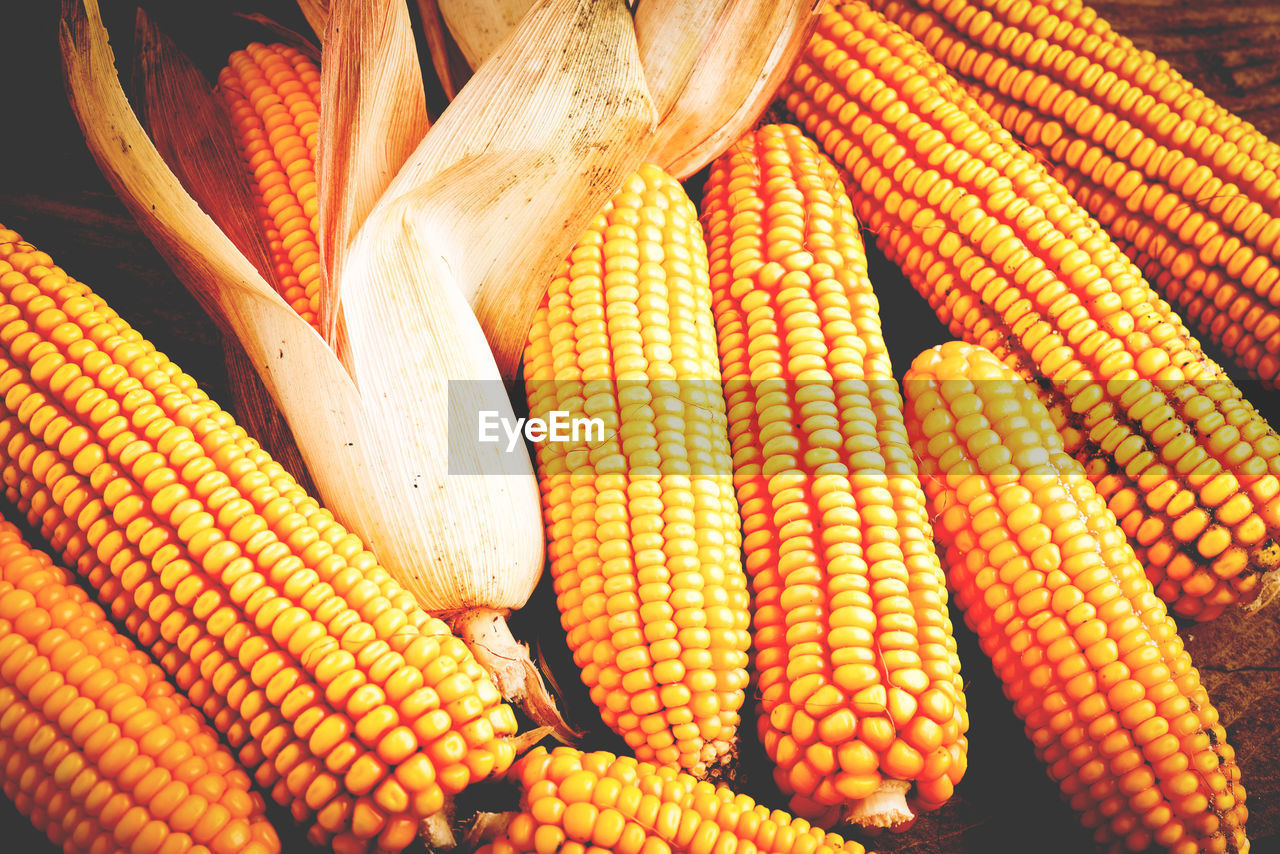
[478,746,871,854]
[700,123,967,825]
[904,341,1248,854]
[0,225,520,853]
[783,2,1280,619]
[0,519,280,854]
[522,164,751,777]
[451,608,585,741]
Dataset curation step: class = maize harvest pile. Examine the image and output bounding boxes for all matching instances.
[0,0,1274,853]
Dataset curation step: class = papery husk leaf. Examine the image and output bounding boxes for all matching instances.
[319,197,545,612]
[130,8,277,315]
[296,0,329,40]
[635,0,824,178]
[451,608,582,743]
[316,0,430,347]
[132,7,316,493]
[374,0,658,379]
[631,0,704,117]
[421,810,458,851]
[415,0,473,102]
[436,0,532,69]
[62,0,542,614]
[235,12,321,61]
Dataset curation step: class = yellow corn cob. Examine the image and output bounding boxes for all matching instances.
[478,746,870,854]
[0,225,518,854]
[783,2,1280,619]
[0,519,279,854]
[904,341,1248,854]
[699,123,967,826]
[218,43,322,331]
[869,0,1280,388]
[522,163,751,777]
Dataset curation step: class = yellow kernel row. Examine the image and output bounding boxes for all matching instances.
[479,747,869,854]
[0,226,517,853]
[0,520,279,854]
[700,123,967,825]
[523,164,751,777]
[904,341,1247,854]
[783,2,1280,619]
[218,43,323,329]
[868,0,1280,390]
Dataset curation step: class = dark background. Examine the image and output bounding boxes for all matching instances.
[0,1,1277,853]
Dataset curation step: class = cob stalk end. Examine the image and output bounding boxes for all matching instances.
[846,780,914,829]
[450,608,582,744]
[421,809,459,850]
[1244,562,1280,614]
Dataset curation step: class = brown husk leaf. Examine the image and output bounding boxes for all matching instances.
[315,0,431,348]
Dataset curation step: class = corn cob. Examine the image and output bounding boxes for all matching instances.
[0,519,280,854]
[522,163,751,776]
[699,123,967,825]
[218,43,323,332]
[0,225,519,853]
[216,40,573,741]
[904,341,1248,854]
[478,746,870,854]
[868,0,1280,389]
[782,2,1280,619]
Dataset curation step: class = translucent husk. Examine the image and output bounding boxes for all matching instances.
[314,0,432,345]
[634,0,825,177]
[295,0,328,38]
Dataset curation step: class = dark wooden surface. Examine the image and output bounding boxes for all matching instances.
[0,2,1277,853]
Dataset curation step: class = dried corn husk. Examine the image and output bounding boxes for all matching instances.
[415,0,473,102]
[635,0,825,176]
[315,0,432,343]
[133,8,316,494]
[425,0,824,179]
[437,0,532,70]
[296,0,328,38]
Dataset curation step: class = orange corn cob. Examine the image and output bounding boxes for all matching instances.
[869,0,1280,389]
[700,123,967,825]
[523,164,751,777]
[218,43,323,331]
[0,225,518,854]
[478,746,870,854]
[783,2,1280,619]
[0,519,279,854]
[904,341,1248,854]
